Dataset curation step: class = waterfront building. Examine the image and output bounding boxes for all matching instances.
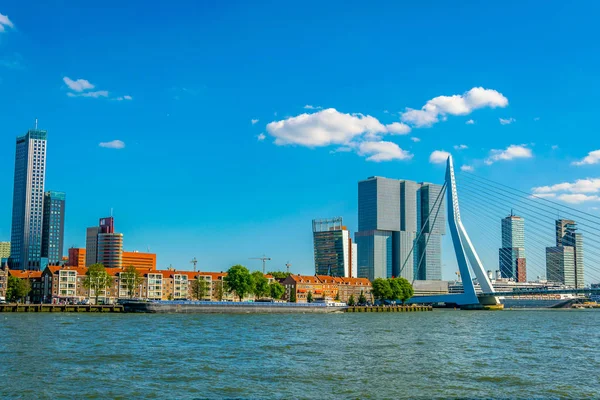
[312,217,355,277]
[333,276,372,303]
[281,274,372,303]
[355,177,445,281]
[498,213,526,282]
[41,191,66,265]
[9,125,48,270]
[0,262,8,301]
[68,248,86,268]
[546,219,584,288]
[8,269,43,302]
[0,242,10,259]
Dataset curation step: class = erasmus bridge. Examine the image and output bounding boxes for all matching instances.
[406,157,600,307]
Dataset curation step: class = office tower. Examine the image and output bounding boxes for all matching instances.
[97,233,123,268]
[9,124,47,270]
[416,183,446,280]
[498,213,526,282]
[85,227,100,266]
[122,251,157,270]
[41,191,66,265]
[86,217,122,267]
[546,219,584,288]
[312,217,354,277]
[356,177,445,281]
[0,242,10,259]
[68,248,86,268]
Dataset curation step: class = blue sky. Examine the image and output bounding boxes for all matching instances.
[1,1,599,278]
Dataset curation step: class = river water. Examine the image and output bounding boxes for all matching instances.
[1,310,599,399]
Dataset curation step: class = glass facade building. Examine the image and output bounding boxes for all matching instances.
[41,191,66,265]
[9,128,47,270]
[356,177,445,281]
[546,219,584,288]
[498,214,526,282]
[312,217,353,277]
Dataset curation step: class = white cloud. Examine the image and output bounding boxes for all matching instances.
[114,95,133,101]
[303,105,322,110]
[429,150,451,164]
[465,119,475,125]
[266,108,387,147]
[383,110,389,114]
[557,194,600,204]
[400,87,508,128]
[0,13,14,32]
[461,165,474,172]
[499,117,516,125]
[551,145,559,150]
[531,178,600,204]
[385,122,411,135]
[572,150,600,166]
[454,144,468,150]
[485,144,532,165]
[358,141,412,162]
[68,90,109,98]
[99,140,125,149]
[410,137,421,143]
[257,133,266,141]
[251,118,259,125]
[123,95,132,100]
[63,77,95,92]
[532,178,600,194]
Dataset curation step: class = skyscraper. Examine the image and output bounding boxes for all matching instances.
[546,219,584,288]
[9,125,47,270]
[498,213,526,282]
[312,217,354,277]
[41,191,66,265]
[356,177,445,281]
[85,217,123,268]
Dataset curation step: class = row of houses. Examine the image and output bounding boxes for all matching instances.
[0,264,372,304]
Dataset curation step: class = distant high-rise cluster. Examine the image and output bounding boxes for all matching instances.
[355,176,445,281]
[499,213,526,282]
[312,217,357,278]
[546,219,584,288]
[9,124,66,270]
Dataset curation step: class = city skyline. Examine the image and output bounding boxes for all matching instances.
[1,2,600,277]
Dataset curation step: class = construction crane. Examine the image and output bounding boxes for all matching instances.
[285,261,292,274]
[249,255,271,274]
[190,257,198,272]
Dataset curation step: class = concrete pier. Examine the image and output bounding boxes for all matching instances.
[345,305,432,312]
[0,304,124,313]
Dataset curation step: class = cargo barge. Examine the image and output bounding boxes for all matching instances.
[120,300,347,313]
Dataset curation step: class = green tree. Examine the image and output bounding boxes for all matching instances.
[7,276,31,303]
[122,265,143,298]
[190,277,210,300]
[223,265,254,301]
[358,290,367,305]
[396,277,414,304]
[215,280,224,301]
[347,294,356,306]
[289,288,297,303]
[83,263,113,305]
[267,271,291,280]
[252,271,270,299]
[269,282,285,300]
[389,278,403,301]
[307,290,313,303]
[371,278,393,301]
[335,292,340,301]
